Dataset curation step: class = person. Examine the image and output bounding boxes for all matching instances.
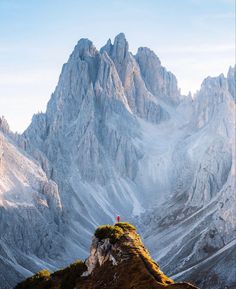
[116,215,120,223]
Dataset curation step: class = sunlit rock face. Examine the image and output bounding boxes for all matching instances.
[1,34,235,289]
[15,224,199,289]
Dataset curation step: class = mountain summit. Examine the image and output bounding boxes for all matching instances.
[0,33,235,289]
[15,223,199,289]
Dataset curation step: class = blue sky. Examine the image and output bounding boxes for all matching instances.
[0,0,235,132]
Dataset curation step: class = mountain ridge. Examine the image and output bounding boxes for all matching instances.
[0,33,235,289]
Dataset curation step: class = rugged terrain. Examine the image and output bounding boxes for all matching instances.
[15,223,199,289]
[0,120,62,288]
[0,33,235,288]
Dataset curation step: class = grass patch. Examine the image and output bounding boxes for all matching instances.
[95,225,124,244]
[31,270,50,280]
[115,222,136,231]
[15,270,51,289]
[15,261,87,289]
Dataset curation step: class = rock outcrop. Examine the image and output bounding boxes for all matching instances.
[0,127,66,289]
[15,223,199,289]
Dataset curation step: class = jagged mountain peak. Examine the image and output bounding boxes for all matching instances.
[100,33,130,80]
[227,64,236,75]
[5,33,235,289]
[74,38,98,58]
[227,65,236,102]
[201,73,226,90]
[15,223,199,289]
[136,46,161,64]
[112,32,129,61]
[194,70,234,128]
[0,116,10,134]
[114,32,127,41]
[100,38,112,54]
[135,47,180,104]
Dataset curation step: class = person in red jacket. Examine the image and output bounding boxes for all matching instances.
[116,215,120,223]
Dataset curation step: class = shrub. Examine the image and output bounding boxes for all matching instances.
[53,259,87,289]
[95,225,124,244]
[31,270,51,280]
[15,270,51,289]
[115,222,136,231]
[53,259,86,277]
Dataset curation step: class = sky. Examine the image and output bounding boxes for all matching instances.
[0,0,235,132]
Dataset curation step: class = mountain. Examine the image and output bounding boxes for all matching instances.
[0,117,68,288]
[139,71,236,288]
[15,222,199,289]
[0,33,235,289]
[227,65,236,102]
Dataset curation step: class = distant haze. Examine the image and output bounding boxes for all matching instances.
[0,0,235,132]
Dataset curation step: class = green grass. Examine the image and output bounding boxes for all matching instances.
[32,270,51,280]
[94,222,136,244]
[15,261,87,289]
[115,222,136,231]
[15,270,51,289]
[95,225,124,244]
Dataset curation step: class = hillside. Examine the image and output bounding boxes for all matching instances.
[0,119,67,289]
[15,223,199,289]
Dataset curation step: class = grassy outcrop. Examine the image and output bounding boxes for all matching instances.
[52,260,87,289]
[115,221,136,231]
[15,222,199,289]
[94,222,137,244]
[15,260,86,289]
[15,270,51,289]
[95,224,124,244]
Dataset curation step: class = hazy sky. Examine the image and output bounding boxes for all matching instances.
[0,0,235,132]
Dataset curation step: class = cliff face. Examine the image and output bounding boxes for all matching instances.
[0,124,66,289]
[15,223,199,289]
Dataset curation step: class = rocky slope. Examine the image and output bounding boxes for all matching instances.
[15,223,199,289]
[0,34,235,289]
[138,69,236,288]
[0,118,68,289]
[23,35,236,288]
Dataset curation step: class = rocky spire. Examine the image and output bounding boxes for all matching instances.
[227,65,236,102]
[0,116,10,134]
[135,47,180,104]
[111,33,129,64]
[74,38,98,58]
[15,223,199,289]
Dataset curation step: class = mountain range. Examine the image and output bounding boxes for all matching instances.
[0,33,235,289]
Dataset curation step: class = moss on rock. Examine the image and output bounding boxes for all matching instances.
[115,222,136,231]
[95,224,124,244]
